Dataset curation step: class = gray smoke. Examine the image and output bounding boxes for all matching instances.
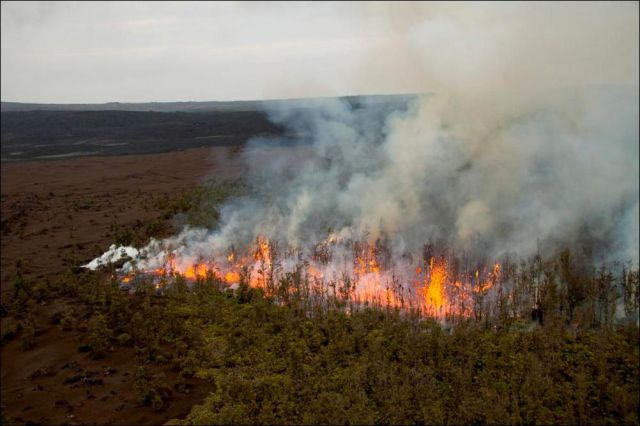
[193,86,637,267]
[122,2,639,270]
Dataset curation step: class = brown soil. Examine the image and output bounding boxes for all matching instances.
[1,146,247,425]
[1,299,214,425]
[1,146,247,295]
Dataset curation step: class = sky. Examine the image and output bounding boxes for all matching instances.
[1,1,638,103]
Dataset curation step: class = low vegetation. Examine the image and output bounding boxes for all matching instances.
[1,179,638,425]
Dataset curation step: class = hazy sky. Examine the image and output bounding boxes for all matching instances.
[1,1,638,103]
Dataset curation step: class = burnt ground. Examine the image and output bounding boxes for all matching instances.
[0,146,247,424]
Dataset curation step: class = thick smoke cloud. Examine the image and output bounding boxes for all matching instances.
[346,2,639,97]
[199,86,637,267]
[124,2,639,271]
[130,86,639,279]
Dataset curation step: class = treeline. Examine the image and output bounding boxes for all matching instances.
[219,237,640,331]
[106,181,640,332]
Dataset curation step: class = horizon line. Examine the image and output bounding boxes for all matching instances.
[0,91,424,106]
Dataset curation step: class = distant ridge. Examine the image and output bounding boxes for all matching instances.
[1,94,418,162]
[1,94,417,113]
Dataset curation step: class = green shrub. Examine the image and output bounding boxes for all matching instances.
[134,366,153,406]
[87,313,112,357]
[20,315,36,351]
[117,333,132,345]
[1,317,20,344]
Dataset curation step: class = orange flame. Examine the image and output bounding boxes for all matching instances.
[420,259,448,316]
[224,271,240,283]
[119,235,503,320]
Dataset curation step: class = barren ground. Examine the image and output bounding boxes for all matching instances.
[1,147,246,424]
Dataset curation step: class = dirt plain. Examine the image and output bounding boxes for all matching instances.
[1,147,247,424]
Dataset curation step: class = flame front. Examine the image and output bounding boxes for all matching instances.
[118,235,501,320]
[423,259,447,316]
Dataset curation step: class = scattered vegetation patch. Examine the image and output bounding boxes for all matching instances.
[1,178,638,425]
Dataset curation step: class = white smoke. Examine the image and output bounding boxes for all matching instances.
[93,2,639,271]
[185,86,636,267]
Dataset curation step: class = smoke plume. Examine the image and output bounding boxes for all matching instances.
[211,87,639,263]
[124,2,639,273]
